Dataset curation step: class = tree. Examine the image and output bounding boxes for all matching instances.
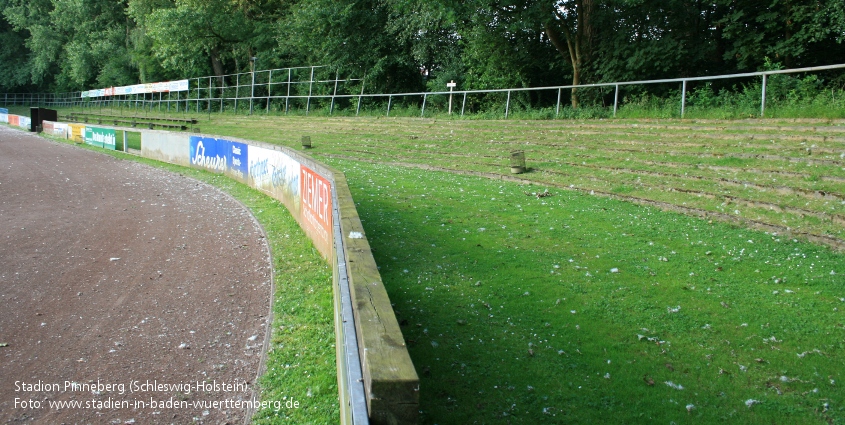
[718,0,845,70]
[544,0,596,107]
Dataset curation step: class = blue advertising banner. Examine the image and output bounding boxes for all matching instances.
[189,136,248,181]
[0,108,7,123]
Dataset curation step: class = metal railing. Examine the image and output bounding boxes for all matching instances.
[4,63,845,119]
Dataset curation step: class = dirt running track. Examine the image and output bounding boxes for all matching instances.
[0,126,272,424]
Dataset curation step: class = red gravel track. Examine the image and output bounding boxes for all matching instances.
[0,125,272,424]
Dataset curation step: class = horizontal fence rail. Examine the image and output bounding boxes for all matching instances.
[4,63,845,119]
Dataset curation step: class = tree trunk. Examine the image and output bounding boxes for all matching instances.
[210,46,224,86]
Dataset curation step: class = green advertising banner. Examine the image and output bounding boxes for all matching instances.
[84,126,116,150]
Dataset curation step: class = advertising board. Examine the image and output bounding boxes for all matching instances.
[68,124,85,143]
[84,126,116,150]
[300,165,333,257]
[248,145,301,213]
[189,136,248,182]
[0,108,7,123]
[9,115,19,126]
[52,122,68,138]
[81,79,190,98]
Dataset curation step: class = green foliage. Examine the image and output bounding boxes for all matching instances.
[2,0,844,115]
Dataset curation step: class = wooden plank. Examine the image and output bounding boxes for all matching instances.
[333,174,419,424]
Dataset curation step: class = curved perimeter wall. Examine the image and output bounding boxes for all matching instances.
[30,119,419,425]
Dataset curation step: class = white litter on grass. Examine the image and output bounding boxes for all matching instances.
[797,349,821,358]
[686,404,695,412]
[348,231,364,239]
[610,268,619,273]
[745,399,760,408]
[664,381,684,390]
[604,373,611,379]
[667,306,681,313]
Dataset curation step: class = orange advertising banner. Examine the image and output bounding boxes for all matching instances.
[300,165,333,258]
[9,115,19,126]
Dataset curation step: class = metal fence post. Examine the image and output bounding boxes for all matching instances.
[386,95,392,117]
[235,73,240,114]
[761,74,767,117]
[555,88,562,117]
[461,92,467,117]
[505,90,511,119]
[681,80,687,118]
[356,80,365,116]
[306,66,314,115]
[250,58,256,115]
[613,84,619,117]
[267,70,273,113]
[421,93,427,117]
[330,69,339,115]
[286,68,292,114]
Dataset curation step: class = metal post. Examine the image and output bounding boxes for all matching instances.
[286,68,292,114]
[505,90,511,119]
[387,95,392,117]
[330,69,339,115]
[555,88,562,117]
[250,57,256,115]
[267,70,272,113]
[356,80,365,116]
[123,130,127,153]
[761,74,767,117]
[421,93,427,117]
[447,80,456,115]
[306,66,314,115]
[461,92,467,117]
[613,84,619,118]
[681,80,687,118]
[235,73,239,114]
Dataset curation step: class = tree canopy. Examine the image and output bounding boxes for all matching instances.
[1,0,843,98]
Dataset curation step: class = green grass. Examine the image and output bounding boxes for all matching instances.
[22,127,340,424]
[329,158,844,424]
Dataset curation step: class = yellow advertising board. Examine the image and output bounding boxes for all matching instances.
[68,123,85,143]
